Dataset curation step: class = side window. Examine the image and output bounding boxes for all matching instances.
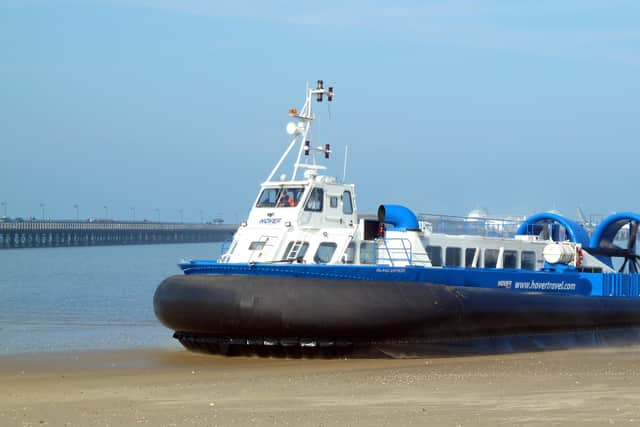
[343,191,353,214]
[521,251,536,270]
[465,248,477,267]
[445,247,462,267]
[305,188,323,212]
[360,242,375,264]
[484,249,499,268]
[329,196,339,208]
[426,246,442,267]
[465,247,483,267]
[343,242,356,264]
[503,250,518,269]
[314,242,337,264]
[249,241,265,250]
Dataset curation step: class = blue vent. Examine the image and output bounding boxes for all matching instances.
[377,205,419,231]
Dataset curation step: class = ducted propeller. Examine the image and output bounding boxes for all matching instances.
[586,219,640,273]
[619,221,639,273]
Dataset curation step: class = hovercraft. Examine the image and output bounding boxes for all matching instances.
[154,81,640,358]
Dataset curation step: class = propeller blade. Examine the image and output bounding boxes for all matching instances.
[598,239,624,249]
[584,246,629,257]
[619,257,629,273]
[628,221,638,253]
[541,223,550,240]
[630,259,638,274]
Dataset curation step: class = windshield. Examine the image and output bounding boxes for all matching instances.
[256,187,305,208]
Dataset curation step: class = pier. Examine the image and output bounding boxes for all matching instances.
[0,221,237,249]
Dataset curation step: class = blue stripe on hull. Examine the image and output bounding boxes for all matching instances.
[178,261,640,299]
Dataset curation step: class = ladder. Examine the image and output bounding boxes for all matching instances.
[286,240,305,260]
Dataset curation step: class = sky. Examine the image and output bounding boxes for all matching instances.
[1,0,639,223]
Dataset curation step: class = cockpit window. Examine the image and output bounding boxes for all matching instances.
[304,188,323,212]
[256,187,304,208]
[277,187,304,207]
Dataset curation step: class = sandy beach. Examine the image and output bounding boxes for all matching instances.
[1,346,640,426]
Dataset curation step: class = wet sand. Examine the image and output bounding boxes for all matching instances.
[1,346,640,426]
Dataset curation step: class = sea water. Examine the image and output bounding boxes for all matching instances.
[0,242,222,354]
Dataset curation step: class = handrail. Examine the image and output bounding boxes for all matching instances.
[419,213,522,238]
[375,237,413,266]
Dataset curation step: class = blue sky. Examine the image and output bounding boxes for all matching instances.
[1,0,639,222]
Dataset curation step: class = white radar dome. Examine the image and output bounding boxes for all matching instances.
[467,208,489,220]
[286,122,297,135]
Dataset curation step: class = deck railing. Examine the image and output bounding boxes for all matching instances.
[375,238,413,266]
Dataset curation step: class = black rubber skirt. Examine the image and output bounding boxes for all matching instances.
[154,274,640,357]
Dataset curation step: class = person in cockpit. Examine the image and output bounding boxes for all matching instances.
[277,191,293,207]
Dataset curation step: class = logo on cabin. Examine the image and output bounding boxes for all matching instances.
[497,280,512,289]
[259,217,282,225]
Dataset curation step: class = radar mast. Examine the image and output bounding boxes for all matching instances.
[265,80,334,183]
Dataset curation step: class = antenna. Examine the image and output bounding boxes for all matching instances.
[343,145,349,182]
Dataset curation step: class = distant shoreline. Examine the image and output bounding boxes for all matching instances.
[0,221,237,249]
